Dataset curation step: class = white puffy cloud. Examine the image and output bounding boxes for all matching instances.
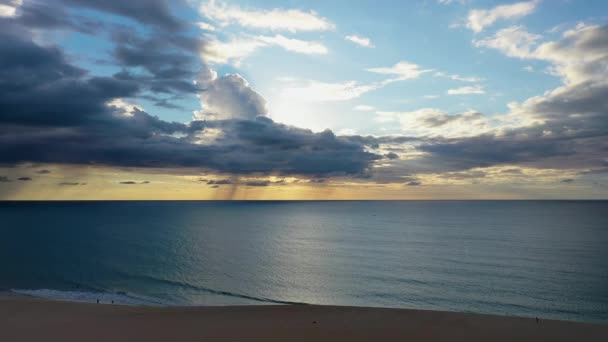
[447,85,485,95]
[195,72,267,121]
[345,35,374,48]
[475,24,608,85]
[199,0,334,32]
[467,0,540,33]
[474,25,542,59]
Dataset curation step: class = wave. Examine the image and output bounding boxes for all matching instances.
[10,289,167,306]
[108,269,307,306]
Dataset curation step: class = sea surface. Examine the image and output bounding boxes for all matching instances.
[1,201,607,323]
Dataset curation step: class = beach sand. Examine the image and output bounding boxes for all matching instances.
[1,295,607,341]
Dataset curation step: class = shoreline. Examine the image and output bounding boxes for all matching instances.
[2,294,607,341]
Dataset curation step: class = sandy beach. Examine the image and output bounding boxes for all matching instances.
[1,295,606,341]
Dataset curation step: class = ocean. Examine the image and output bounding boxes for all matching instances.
[1,201,607,323]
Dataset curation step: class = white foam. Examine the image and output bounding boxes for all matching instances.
[11,289,164,306]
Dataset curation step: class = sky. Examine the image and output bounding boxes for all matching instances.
[1,0,608,200]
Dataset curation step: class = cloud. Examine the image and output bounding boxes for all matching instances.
[257,35,328,54]
[4,0,608,190]
[0,176,10,182]
[434,71,483,83]
[200,36,265,65]
[196,21,216,31]
[473,25,542,59]
[447,85,485,95]
[276,61,431,102]
[119,181,150,184]
[366,24,608,176]
[35,169,51,174]
[58,182,85,186]
[367,61,432,80]
[62,0,183,31]
[199,0,334,32]
[345,35,374,48]
[384,152,399,160]
[0,29,140,127]
[467,0,540,33]
[560,178,574,183]
[354,105,375,111]
[0,0,380,180]
[195,73,267,120]
[0,23,380,177]
[406,181,422,186]
[110,29,201,95]
[207,179,233,185]
[0,0,22,18]
[278,79,383,102]
[438,0,469,4]
[244,180,271,187]
[200,34,327,65]
[17,177,32,181]
[476,24,608,84]
[441,170,487,180]
[376,108,492,138]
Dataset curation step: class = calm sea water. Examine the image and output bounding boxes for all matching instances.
[1,201,607,322]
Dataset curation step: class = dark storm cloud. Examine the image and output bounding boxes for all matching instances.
[62,0,184,31]
[384,152,399,160]
[406,181,421,187]
[0,2,382,178]
[207,179,233,185]
[8,0,201,108]
[12,1,104,33]
[35,170,51,174]
[560,179,575,183]
[110,29,201,95]
[119,181,149,185]
[0,29,140,127]
[58,182,85,186]
[17,177,32,181]
[244,180,271,187]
